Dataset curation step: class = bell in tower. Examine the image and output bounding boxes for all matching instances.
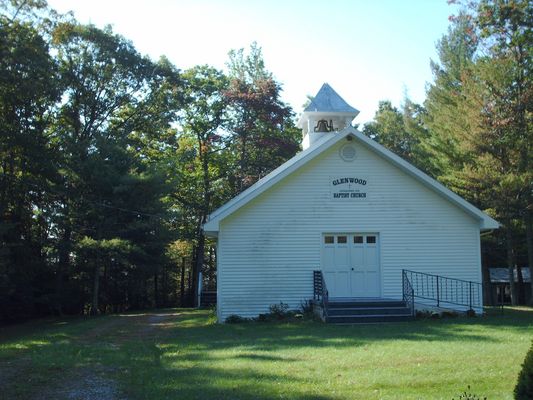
[297,83,359,150]
[314,119,334,132]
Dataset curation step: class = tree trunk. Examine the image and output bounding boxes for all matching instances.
[505,225,518,305]
[102,262,108,313]
[188,267,192,305]
[55,224,71,315]
[180,257,185,307]
[239,134,248,193]
[194,138,211,308]
[154,269,159,308]
[91,228,102,316]
[516,265,524,304]
[91,261,100,315]
[525,209,533,305]
[193,230,205,307]
[481,243,491,305]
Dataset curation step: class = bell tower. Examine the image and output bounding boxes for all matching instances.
[298,83,359,150]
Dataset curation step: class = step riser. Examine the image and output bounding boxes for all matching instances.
[328,301,406,308]
[326,315,413,324]
[328,308,411,316]
[320,300,413,324]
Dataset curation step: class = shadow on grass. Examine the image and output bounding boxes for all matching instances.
[0,307,531,399]
[117,307,533,399]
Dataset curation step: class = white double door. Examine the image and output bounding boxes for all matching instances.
[322,233,381,298]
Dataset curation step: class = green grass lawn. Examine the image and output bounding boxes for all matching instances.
[0,307,531,400]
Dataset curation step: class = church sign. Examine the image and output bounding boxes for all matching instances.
[330,177,367,199]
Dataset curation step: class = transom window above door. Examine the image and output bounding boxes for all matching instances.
[324,234,379,244]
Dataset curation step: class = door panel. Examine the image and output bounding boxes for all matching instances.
[323,233,381,298]
[351,270,365,293]
[335,271,351,297]
[351,246,364,266]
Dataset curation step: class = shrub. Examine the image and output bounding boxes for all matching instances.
[256,313,269,322]
[225,314,249,324]
[441,310,459,318]
[300,299,314,315]
[515,341,533,400]
[269,302,290,319]
[206,306,217,325]
[452,385,486,399]
[466,309,477,317]
[416,310,440,319]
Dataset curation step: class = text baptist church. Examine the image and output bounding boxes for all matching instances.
[332,177,367,199]
[203,83,498,323]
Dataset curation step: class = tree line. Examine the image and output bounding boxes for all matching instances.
[0,0,531,323]
[363,0,532,305]
[0,0,300,322]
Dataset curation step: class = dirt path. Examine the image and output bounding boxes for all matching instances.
[1,310,182,400]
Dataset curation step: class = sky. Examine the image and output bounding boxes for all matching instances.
[46,0,458,124]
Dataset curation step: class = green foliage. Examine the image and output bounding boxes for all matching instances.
[268,302,290,319]
[225,314,250,323]
[453,385,487,400]
[0,14,60,321]
[363,99,434,175]
[224,43,300,193]
[300,299,314,316]
[0,3,187,320]
[515,341,533,400]
[0,1,303,321]
[206,306,217,325]
[423,0,532,304]
[255,302,304,322]
[363,98,436,175]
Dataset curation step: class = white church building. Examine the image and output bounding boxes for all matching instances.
[204,83,498,323]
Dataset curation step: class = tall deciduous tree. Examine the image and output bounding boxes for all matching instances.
[0,15,60,320]
[362,99,433,175]
[225,43,300,193]
[174,65,229,306]
[50,22,182,314]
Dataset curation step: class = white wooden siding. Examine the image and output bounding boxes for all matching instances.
[217,139,482,321]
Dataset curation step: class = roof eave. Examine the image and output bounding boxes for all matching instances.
[203,130,349,232]
[204,128,500,233]
[351,130,501,229]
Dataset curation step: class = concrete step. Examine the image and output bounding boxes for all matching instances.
[326,314,413,324]
[327,306,412,316]
[328,300,407,308]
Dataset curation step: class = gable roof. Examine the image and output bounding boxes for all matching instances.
[204,127,499,234]
[304,83,359,113]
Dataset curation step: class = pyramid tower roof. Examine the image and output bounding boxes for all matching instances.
[304,83,358,113]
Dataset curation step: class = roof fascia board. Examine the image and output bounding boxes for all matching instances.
[204,132,347,231]
[351,129,499,229]
[204,128,499,232]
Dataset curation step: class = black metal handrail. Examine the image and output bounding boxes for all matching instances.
[313,270,329,317]
[403,269,482,311]
[402,270,415,317]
